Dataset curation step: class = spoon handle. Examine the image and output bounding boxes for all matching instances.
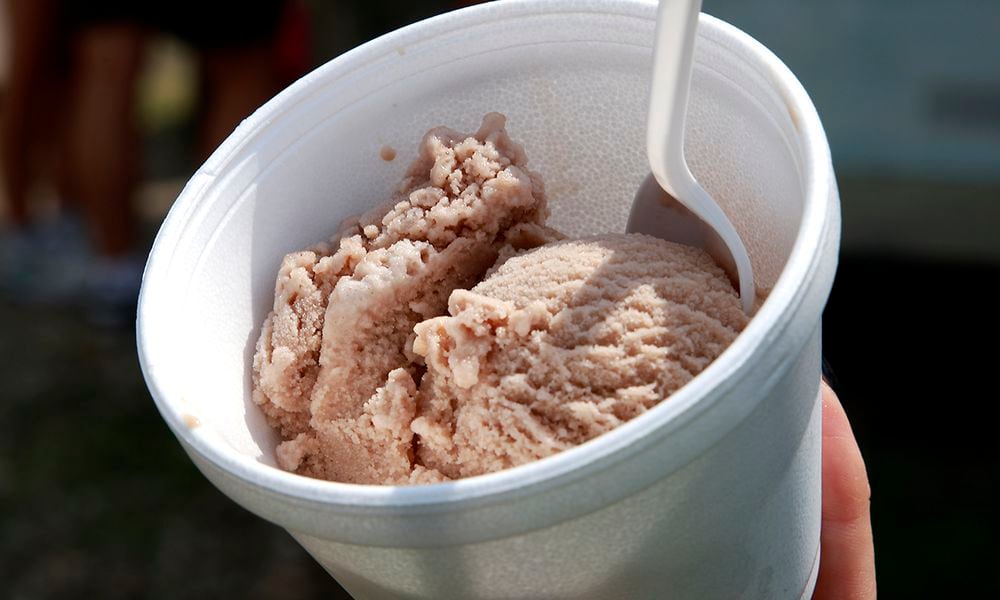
[647,0,703,197]
[646,0,755,313]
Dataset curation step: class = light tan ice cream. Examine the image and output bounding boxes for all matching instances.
[252,114,748,484]
[411,234,747,479]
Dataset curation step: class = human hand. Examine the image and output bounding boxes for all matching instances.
[813,382,877,599]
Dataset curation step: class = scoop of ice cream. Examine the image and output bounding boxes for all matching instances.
[252,113,556,484]
[410,233,749,479]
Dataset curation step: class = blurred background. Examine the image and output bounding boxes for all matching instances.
[0,0,996,597]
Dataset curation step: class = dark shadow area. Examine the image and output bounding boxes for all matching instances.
[822,253,999,598]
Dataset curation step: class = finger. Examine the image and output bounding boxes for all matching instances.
[813,382,877,600]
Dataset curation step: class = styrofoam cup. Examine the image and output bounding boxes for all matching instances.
[137,1,840,598]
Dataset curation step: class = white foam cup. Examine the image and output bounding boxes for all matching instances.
[137,1,840,598]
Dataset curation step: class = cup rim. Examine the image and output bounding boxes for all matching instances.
[138,0,834,511]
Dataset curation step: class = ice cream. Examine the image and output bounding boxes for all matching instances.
[252,113,557,484]
[411,234,747,479]
[252,114,748,485]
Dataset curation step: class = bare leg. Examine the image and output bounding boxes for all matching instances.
[1,0,58,226]
[64,23,144,258]
[198,45,277,161]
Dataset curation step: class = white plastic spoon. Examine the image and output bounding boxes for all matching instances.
[626,0,755,314]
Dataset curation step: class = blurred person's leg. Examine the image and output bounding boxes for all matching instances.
[0,0,88,297]
[273,0,312,88]
[65,22,144,258]
[185,1,290,161]
[63,22,146,321]
[0,0,57,228]
[198,45,277,161]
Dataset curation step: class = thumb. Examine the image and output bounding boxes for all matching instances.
[812,382,877,599]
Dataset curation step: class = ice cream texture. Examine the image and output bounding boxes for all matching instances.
[252,113,748,484]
